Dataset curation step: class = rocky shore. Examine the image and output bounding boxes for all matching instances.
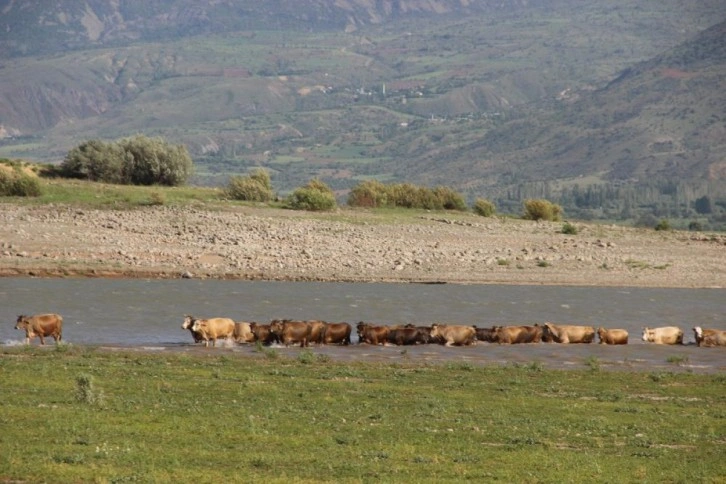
[1,203,724,288]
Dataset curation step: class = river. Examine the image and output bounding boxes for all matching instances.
[1,278,724,372]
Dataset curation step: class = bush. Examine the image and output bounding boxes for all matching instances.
[347,180,389,208]
[654,219,671,231]
[433,186,467,211]
[61,135,193,186]
[0,168,42,197]
[523,199,562,221]
[473,198,496,217]
[688,221,703,231]
[285,179,337,211]
[561,222,578,235]
[226,169,274,202]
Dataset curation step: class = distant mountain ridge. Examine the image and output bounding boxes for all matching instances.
[1,0,725,222]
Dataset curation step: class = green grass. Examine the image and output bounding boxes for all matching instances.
[1,348,723,482]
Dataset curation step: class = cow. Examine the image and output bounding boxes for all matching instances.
[233,321,256,344]
[182,315,204,343]
[641,326,683,345]
[387,325,432,345]
[693,327,726,347]
[356,322,389,345]
[491,325,543,344]
[474,326,497,343]
[306,320,327,345]
[542,322,595,344]
[429,324,476,346]
[597,327,628,345]
[249,322,278,345]
[321,322,352,345]
[187,316,235,347]
[270,319,311,347]
[15,314,63,345]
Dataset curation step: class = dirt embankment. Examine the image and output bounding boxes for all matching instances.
[1,203,724,288]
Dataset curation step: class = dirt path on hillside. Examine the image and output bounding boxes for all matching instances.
[1,204,724,288]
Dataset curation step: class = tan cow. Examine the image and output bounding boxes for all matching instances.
[492,325,543,344]
[306,320,327,345]
[321,322,352,345]
[693,327,726,347]
[270,319,311,347]
[233,322,256,344]
[187,316,235,347]
[15,314,63,345]
[430,324,476,346]
[542,322,595,344]
[641,326,683,345]
[597,328,628,345]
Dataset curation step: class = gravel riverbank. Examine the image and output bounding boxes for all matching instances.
[1,203,724,288]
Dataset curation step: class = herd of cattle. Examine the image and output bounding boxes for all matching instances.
[12,313,726,349]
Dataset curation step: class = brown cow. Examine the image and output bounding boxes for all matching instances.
[542,322,595,344]
[387,325,431,345]
[641,326,683,345]
[474,326,497,343]
[306,320,327,345]
[430,324,476,346]
[233,321,256,344]
[356,322,389,345]
[693,327,726,347]
[270,319,311,347]
[182,315,204,343]
[188,316,235,347]
[492,325,543,344]
[15,314,63,345]
[249,322,278,345]
[321,322,352,345]
[597,327,628,345]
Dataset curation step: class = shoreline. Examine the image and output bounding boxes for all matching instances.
[1,203,725,289]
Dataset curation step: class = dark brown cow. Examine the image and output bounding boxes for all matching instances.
[429,324,476,346]
[693,327,726,347]
[597,327,628,345]
[387,325,431,345]
[321,322,352,345]
[306,320,327,345]
[249,322,278,345]
[182,315,204,343]
[356,322,389,345]
[492,325,543,344]
[474,326,497,343]
[270,319,311,347]
[542,323,595,344]
[15,314,63,345]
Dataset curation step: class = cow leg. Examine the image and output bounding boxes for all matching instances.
[39,335,46,345]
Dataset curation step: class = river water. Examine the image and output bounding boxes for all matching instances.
[1,278,724,372]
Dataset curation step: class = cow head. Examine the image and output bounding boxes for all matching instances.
[182,315,195,330]
[191,319,207,332]
[15,315,30,330]
[269,319,284,335]
[641,327,653,341]
[693,326,703,339]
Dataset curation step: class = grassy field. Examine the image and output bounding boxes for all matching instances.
[1,347,723,482]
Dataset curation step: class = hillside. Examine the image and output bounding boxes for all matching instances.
[1,0,725,223]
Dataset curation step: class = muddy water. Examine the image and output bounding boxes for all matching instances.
[1,278,724,372]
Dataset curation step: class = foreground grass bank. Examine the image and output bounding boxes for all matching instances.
[1,347,724,482]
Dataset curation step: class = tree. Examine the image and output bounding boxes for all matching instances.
[694,195,712,215]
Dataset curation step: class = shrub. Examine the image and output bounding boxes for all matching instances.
[473,198,496,217]
[688,221,703,231]
[286,179,337,211]
[347,180,389,208]
[433,186,467,211]
[226,169,274,202]
[523,199,562,221]
[561,222,578,235]
[61,135,193,186]
[0,168,42,197]
[654,219,671,231]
